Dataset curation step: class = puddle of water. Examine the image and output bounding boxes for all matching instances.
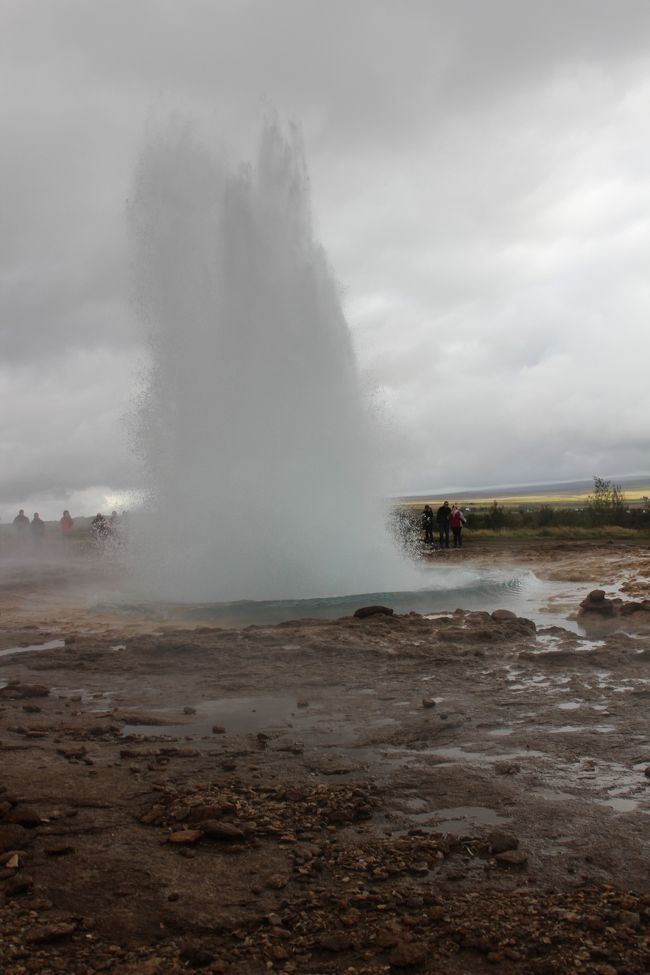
[428,805,511,834]
[578,639,607,651]
[122,695,299,737]
[0,639,65,659]
[532,787,573,802]
[557,701,582,711]
[423,745,546,763]
[601,797,639,813]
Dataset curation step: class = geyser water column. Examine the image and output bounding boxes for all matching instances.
[130,118,415,602]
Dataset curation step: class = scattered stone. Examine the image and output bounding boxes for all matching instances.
[0,682,50,699]
[167,829,203,844]
[491,609,517,621]
[0,824,29,852]
[388,941,427,967]
[5,873,34,896]
[353,605,394,619]
[200,820,246,841]
[495,849,528,866]
[6,805,43,828]
[57,745,88,760]
[183,706,196,714]
[422,697,436,708]
[212,724,226,734]
[580,590,616,616]
[26,921,77,943]
[44,843,75,856]
[488,830,519,854]
[179,941,214,967]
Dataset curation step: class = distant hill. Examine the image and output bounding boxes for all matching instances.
[398,473,650,508]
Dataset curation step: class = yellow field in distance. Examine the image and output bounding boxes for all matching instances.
[398,483,650,509]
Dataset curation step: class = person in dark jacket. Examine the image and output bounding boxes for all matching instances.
[436,501,451,548]
[13,509,30,551]
[30,513,45,549]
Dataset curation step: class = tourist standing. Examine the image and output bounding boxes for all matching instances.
[422,504,434,545]
[449,504,467,548]
[91,513,109,551]
[30,512,45,550]
[13,508,30,552]
[60,510,74,550]
[436,501,451,549]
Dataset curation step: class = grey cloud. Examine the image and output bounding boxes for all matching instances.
[2,0,650,514]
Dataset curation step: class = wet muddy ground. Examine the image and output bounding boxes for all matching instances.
[1,538,649,973]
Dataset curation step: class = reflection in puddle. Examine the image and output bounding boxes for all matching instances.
[122,695,301,737]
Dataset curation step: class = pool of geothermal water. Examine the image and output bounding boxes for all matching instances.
[99,567,594,630]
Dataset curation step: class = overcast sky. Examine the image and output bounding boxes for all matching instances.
[2,0,650,520]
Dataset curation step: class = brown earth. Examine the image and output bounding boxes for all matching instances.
[1,538,649,974]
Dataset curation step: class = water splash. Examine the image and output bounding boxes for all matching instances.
[129,117,420,601]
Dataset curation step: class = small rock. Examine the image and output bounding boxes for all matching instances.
[211,724,226,734]
[491,609,517,621]
[266,873,289,890]
[44,843,75,856]
[421,698,436,708]
[0,824,29,852]
[353,605,394,619]
[183,706,196,715]
[26,922,77,944]
[179,942,214,967]
[201,821,246,841]
[167,829,203,844]
[487,830,519,854]
[0,682,50,699]
[5,873,34,896]
[495,849,528,866]
[6,806,43,828]
[388,941,427,967]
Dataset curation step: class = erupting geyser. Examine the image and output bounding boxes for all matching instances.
[130,118,417,601]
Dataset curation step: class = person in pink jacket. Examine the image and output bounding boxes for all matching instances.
[449,504,467,548]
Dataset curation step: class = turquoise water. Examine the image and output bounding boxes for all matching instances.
[97,569,587,629]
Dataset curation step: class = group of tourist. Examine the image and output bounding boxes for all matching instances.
[421,501,467,549]
[11,508,124,553]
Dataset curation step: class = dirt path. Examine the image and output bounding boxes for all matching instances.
[1,540,649,973]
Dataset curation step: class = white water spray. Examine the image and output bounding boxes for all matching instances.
[130,118,420,602]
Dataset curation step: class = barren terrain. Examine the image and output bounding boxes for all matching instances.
[1,539,649,974]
